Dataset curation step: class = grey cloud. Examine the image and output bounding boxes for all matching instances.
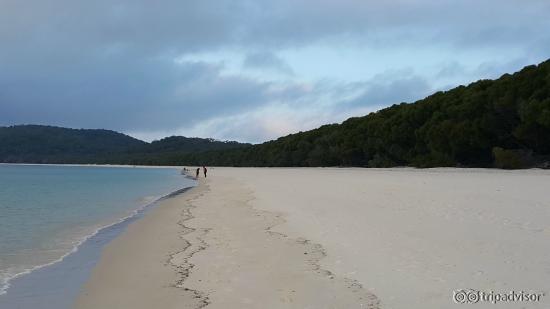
[436,62,467,79]
[1,1,548,56]
[344,71,433,108]
[243,51,294,75]
[241,0,550,52]
[0,58,272,131]
[474,58,533,80]
[435,58,533,87]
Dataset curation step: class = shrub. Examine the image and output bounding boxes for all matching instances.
[492,147,526,169]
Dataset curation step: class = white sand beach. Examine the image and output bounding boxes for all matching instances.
[75,168,550,309]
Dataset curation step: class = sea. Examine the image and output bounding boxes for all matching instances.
[0,164,195,308]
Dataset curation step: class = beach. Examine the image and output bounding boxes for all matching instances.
[75,168,550,309]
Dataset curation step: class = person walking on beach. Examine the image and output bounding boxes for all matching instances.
[203,166,207,178]
[195,167,200,179]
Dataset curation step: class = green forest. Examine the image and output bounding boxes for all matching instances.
[0,125,248,164]
[1,59,549,169]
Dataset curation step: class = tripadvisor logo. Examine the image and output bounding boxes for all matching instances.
[453,289,544,304]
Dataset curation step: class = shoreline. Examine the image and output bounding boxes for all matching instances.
[75,178,210,309]
[0,162,185,169]
[0,183,196,308]
[1,162,548,171]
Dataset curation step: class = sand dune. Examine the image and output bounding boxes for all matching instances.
[76,168,550,309]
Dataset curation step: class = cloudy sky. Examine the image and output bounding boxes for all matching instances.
[1,0,549,143]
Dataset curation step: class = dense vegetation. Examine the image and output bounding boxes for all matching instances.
[1,60,549,168]
[0,125,248,164]
[0,125,145,163]
[170,60,550,168]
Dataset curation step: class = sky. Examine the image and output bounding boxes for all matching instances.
[1,0,549,143]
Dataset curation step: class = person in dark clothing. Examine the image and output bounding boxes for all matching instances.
[203,166,207,178]
[195,167,200,179]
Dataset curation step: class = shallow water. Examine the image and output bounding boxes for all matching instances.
[0,164,195,307]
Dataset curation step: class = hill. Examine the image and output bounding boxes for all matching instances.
[0,125,249,164]
[110,136,250,165]
[137,136,247,153]
[171,59,550,168]
[0,125,146,163]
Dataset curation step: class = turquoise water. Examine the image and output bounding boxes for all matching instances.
[0,164,193,296]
